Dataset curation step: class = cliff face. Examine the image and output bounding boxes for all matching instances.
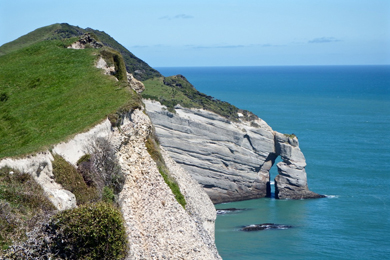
[0,109,221,259]
[144,100,323,203]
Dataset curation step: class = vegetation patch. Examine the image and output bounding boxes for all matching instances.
[52,154,99,205]
[145,133,186,208]
[81,138,125,196]
[284,133,297,139]
[142,75,258,122]
[108,93,143,128]
[0,167,55,251]
[2,143,127,257]
[48,202,128,259]
[53,138,125,206]
[100,48,127,81]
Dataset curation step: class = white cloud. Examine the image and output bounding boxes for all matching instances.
[159,14,194,20]
[308,37,341,43]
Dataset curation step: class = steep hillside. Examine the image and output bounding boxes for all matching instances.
[0,36,139,159]
[0,23,161,81]
[0,28,221,259]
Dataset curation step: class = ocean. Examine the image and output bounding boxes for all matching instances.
[156,66,390,260]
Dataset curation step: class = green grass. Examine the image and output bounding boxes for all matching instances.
[0,24,64,56]
[0,39,135,159]
[0,23,161,81]
[145,134,186,208]
[142,75,258,122]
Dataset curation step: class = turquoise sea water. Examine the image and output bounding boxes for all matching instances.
[156,66,390,259]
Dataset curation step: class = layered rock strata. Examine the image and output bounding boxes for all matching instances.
[0,109,221,259]
[274,132,325,199]
[144,100,322,203]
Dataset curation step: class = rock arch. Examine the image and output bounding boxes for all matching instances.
[270,132,324,199]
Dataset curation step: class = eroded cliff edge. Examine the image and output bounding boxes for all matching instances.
[0,109,221,259]
[144,100,323,203]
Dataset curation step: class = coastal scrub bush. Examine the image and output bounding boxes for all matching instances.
[49,202,128,259]
[86,138,125,195]
[52,154,99,205]
[102,186,115,203]
[0,166,55,251]
[76,137,125,204]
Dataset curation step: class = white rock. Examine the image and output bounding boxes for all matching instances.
[144,99,322,202]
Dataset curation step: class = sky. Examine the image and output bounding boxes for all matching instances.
[0,0,389,67]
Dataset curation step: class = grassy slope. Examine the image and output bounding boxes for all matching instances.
[0,39,134,159]
[0,23,161,81]
[142,75,258,122]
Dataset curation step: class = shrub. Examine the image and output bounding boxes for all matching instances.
[77,153,91,165]
[49,202,128,259]
[102,186,115,203]
[52,154,99,205]
[85,138,125,195]
[0,166,55,251]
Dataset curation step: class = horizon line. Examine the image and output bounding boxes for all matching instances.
[154,64,390,68]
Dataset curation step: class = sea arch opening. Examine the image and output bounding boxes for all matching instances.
[260,153,282,198]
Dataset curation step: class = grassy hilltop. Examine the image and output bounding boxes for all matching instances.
[0,23,161,81]
[0,37,138,158]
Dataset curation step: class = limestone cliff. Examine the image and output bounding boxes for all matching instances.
[144,100,323,203]
[0,109,221,259]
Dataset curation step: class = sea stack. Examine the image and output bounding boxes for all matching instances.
[273,132,325,199]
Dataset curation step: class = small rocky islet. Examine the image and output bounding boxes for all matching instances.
[241,223,293,232]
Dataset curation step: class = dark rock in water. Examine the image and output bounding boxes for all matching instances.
[216,208,245,215]
[241,223,292,231]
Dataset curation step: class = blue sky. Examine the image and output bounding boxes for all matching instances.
[1,0,389,67]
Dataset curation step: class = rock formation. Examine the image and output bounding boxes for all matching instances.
[0,108,221,259]
[127,72,145,93]
[144,100,323,203]
[0,153,77,211]
[241,223,292,231]
[274,132,325,199]
[67,33,103,49]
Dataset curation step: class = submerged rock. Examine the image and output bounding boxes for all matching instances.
[216,208,246,215]
[241,223,292,231]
